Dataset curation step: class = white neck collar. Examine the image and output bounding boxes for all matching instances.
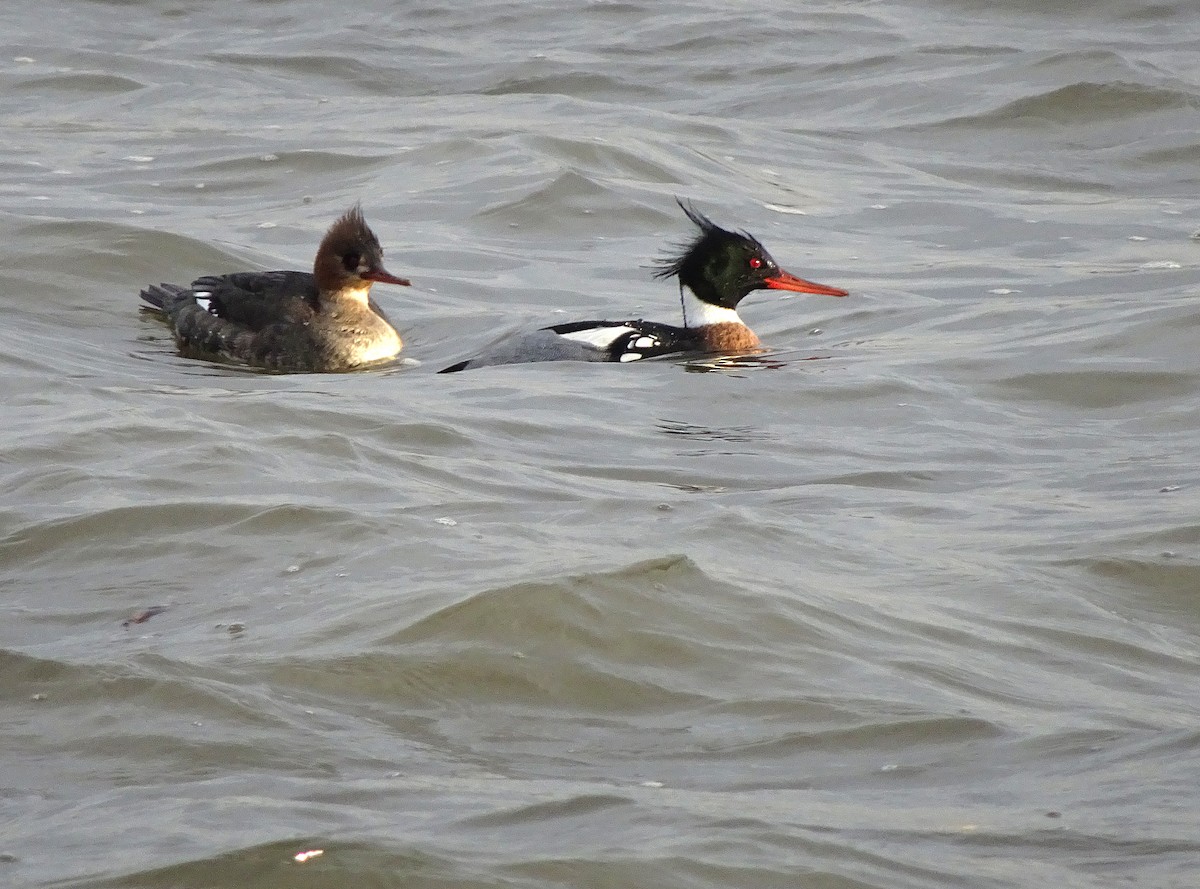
[680,287,744,328]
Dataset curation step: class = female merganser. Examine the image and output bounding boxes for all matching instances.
[140,205,410,372]
[438,201,848,373]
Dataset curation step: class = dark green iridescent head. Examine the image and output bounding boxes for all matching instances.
[653,200,848,308]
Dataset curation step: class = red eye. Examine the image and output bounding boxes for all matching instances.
[749,257,763,269]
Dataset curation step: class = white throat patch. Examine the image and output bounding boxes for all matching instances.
[340,282,373,306]
[680,290,743,329]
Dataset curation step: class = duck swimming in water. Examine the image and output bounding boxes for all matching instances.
[439,201,847,372]
[140,205,410,372]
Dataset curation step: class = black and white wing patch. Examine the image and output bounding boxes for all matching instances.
[188,271,319,331]
[189,287,215,315]
[437,320,691,372]
[548,320,680,363]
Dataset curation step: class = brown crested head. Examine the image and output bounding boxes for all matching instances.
[312,205,411,297]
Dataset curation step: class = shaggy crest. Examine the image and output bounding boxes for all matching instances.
[320,204,384,268]
[651,198,760,281]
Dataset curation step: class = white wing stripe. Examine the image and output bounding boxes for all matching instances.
[558,325,636,349]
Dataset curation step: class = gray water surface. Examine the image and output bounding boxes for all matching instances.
[2,1,1199,887]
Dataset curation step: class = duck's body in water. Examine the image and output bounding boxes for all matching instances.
[439,201,848,372]
[140,206,410,372]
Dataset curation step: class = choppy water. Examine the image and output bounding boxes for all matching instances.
[2,1,1199,887]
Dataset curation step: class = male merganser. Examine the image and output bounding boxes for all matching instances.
[140,205,410,372]
[438,201,847,373]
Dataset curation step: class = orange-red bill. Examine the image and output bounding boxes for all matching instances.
[764,269,848,297]
[363,267,412,286]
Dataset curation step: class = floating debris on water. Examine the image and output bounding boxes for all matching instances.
[762,202,808,215]
[123,605,169,627]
